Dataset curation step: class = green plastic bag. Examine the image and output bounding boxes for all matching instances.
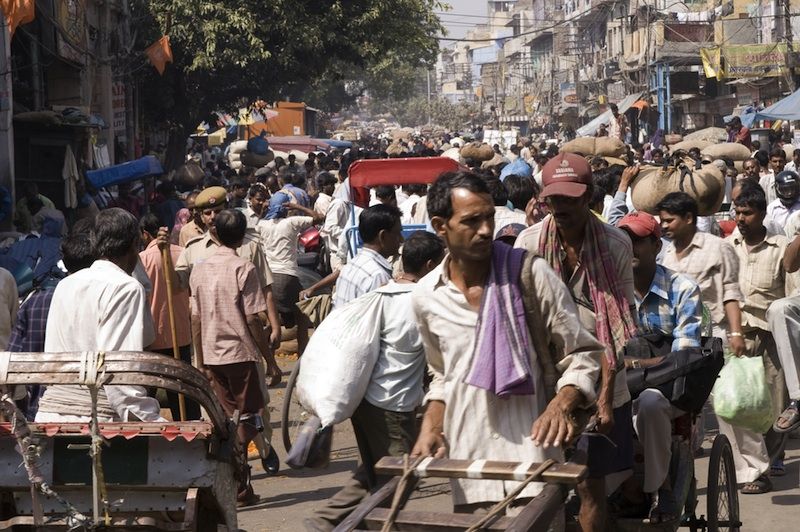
[712,355,773,433]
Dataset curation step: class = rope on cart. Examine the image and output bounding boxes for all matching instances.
[0,393,93,530]
[82,351,111,526]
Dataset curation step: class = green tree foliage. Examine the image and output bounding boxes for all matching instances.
[127,0,446,166]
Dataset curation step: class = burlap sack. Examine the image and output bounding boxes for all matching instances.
[664,134,684,145]
[631,159,725,216]
[700,142,751,161]
[461,142,496,162]
[784,144,797,161]
[175,162,205,189]
[669,140,712,152]
[561,137,626,157]
[240,150,275,168]
[386,143,405,156]
[481,153,507,169]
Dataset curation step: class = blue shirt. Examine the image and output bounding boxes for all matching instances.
[635,265,702,352]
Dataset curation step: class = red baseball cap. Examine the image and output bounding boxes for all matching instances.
[618,211,661,239]
[540,153,593,198]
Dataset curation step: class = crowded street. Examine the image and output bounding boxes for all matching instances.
[2,1,800,531]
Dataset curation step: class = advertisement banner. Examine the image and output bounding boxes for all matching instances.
[723,44,790,78]
[560,82,577,108]
[112,82,126,141]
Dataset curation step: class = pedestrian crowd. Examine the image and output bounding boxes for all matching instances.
[0,118,799,530]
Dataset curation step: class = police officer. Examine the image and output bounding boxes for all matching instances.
[157,185,282,475]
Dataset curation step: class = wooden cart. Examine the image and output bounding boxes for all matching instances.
[0,351,239,531]
[333,457,588,531]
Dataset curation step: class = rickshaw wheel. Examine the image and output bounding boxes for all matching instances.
[707,434,740,532]
[281,358,312,453]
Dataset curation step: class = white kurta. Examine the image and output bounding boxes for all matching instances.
[412,256,602,505]
[38,260,162,422]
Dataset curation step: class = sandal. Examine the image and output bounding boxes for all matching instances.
[773,400,800,434]
[741,475,772,495]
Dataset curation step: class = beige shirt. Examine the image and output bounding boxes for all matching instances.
[314,192,332,216]
[175,230,273,290]
[516,217,635,407]
[0,267,18,350]
[256,216,315,277]
[190,247,268,365]
[728,232,788,331]
[412,255,602,505]
[661,231,743,330]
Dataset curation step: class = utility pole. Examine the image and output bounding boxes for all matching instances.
[784,0,797,91]
[426,69,431,125]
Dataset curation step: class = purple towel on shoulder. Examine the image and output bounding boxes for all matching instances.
[465,241,535,396]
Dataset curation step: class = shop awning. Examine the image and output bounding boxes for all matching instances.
[753,88,800,122]
[575,93,642,137]
[86,156,164,189]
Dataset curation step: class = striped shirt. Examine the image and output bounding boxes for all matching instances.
[333,247,393,308]
[635,265,702,352]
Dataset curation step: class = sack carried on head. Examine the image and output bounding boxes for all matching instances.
[700,142,752,161]
[461,142,496,162]
[631,158,725,216]
[560,136,626,158]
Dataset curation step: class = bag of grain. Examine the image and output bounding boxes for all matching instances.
[240,150,274,168]
[461,142,496,161]
[631,159,725,216]
[700,142,751,161]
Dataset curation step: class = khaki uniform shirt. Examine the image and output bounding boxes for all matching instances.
[661,231,743,330]
[175,230,273,290]
[412,255,602,505]
[728,232,788,331]
[178,220,204,247]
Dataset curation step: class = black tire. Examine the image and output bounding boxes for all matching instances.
[280,359,312,453]
[707,434,741,532]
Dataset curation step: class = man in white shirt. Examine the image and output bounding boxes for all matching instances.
[765,170,800,228]
[398,184,426,224]
[314,172,337,216]
[257,198,323,355]
[36,208,163,422]
[411,171,602,516]
[784,148,800,173]
[759,149,787,205]
[487,175,527,229]
[306,232,445,531]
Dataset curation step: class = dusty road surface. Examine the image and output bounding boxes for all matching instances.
[238,356,800,532]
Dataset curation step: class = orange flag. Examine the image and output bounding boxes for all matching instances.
[145,35,173,75]
[1,0,35,38]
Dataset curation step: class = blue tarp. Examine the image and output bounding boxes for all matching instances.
[86,156,164,189]
[323,139,353,149]
[754,88,800,122]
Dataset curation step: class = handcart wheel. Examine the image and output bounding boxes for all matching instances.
[707,434,741,532]
[281,358,311,453]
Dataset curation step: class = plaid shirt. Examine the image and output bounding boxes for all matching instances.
[7,287,55,353]
[635,265,702,352]
[333,247,393,308]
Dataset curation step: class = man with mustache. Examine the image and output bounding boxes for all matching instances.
[516,153,637,531]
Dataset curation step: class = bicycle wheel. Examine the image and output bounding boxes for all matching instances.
[707,434,741,532]
[280,359,312,453]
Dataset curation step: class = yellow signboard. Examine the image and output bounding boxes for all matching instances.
[722,44,791,78]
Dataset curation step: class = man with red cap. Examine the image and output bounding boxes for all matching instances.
[617,211,702,522]
[516,152,638,532]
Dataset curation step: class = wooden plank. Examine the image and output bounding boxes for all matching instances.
[364,509,512,531]
[374,458,587,485]
[506,483,566,532]
[333,477,400,532]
